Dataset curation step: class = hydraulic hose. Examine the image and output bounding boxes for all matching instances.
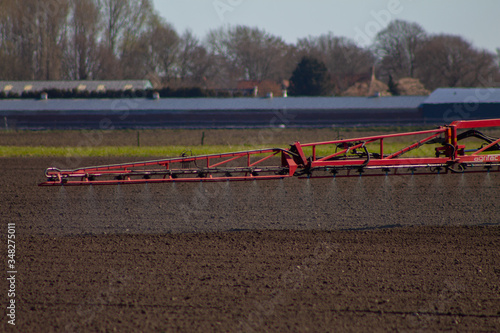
[361,143,370,168]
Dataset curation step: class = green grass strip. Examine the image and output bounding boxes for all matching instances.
[0,145,271,158]
[1,143,440,158]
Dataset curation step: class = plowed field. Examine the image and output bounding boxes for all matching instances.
[2,155,500,332]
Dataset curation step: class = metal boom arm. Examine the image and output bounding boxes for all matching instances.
[39,119,500,186]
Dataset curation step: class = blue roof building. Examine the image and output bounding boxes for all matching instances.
[0,96,427,129]
[422,88,500,124]
[2,88,498,129]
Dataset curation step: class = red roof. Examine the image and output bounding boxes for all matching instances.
[236,80,260,90]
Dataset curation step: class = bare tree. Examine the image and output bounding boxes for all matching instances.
[101,0,129,54]
[101,0,152,53]
[93,43,123,79]
[374,20,427,79]
[120,13,178,79]
[2,1,497,91]
[0,0,69,80]
[177,30,199,81]
[232,26,291,81]
[416,34,499,90]
[147,15,179,80]
[205,25,293,86]
[36,0,69,80]
[63,0,101,80]
[296,32,374,93]
[0,0,22,79]
[204,27,234,87]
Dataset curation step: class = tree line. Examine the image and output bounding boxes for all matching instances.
[1,0,499,95]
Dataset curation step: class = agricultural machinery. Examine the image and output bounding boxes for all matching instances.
[39,119,500,186]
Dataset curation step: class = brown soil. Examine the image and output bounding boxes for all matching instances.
[0,128,398,147]
[4,127,500,147]
[2,156,500,332]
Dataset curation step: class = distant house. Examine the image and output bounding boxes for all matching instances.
[255,80,286,98]
[233,80,258,96]
[342,69,430,97]
[342,70,391,97]
[215,80,284,98]
[0,80,153,95]
[396,78,430,96]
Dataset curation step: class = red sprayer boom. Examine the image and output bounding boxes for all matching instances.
[39,119,500,186]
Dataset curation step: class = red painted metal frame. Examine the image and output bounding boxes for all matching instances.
[40,148,296,186]
[39,119,500,186]
[292,128,449,169]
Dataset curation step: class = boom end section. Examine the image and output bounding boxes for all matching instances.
[39,148,298,186]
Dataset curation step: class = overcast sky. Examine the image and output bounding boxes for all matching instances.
[152,0,499,53]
